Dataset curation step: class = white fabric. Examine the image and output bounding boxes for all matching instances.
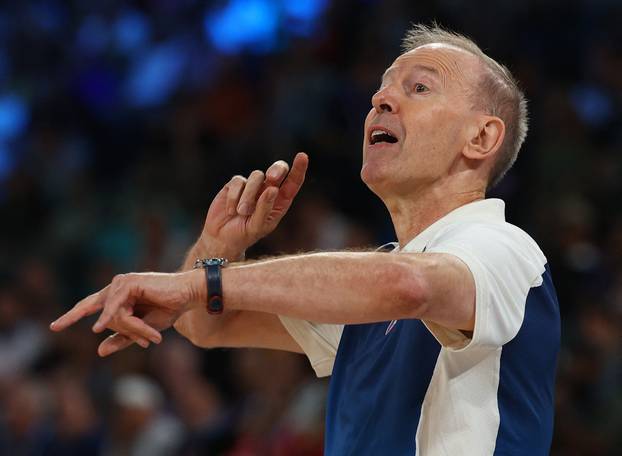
[278,198,548,455]
[399,199,547,455]
[278,316,343,377]
[415,208,546,351]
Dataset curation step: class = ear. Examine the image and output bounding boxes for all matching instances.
[463,115,505,161]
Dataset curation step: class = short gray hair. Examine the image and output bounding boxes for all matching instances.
[402,24,528,189]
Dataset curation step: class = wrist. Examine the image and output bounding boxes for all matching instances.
[195,235,245,262]
[186,269,208,309]
[190,258,229,314]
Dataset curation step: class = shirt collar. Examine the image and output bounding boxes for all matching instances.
[399,198,506,253]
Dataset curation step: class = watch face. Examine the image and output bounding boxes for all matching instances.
[206,258,227,266]
[194,258,228,268]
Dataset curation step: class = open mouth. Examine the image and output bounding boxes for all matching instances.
[369,128,398,145]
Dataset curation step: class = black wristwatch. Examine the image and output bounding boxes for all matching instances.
[194,258,228,314]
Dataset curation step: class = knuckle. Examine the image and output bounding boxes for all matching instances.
[111,274,125,286]
[113,273,133,290]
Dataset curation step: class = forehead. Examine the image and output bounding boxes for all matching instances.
[383,43,481,86]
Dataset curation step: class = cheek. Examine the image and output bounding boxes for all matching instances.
[407,106,465,149]
[400,110,465,175]
[362,109,374,144]
[363,109,374,130]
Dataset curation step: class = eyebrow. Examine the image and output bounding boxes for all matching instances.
[381,64,441,86]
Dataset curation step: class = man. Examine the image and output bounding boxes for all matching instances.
[51,24,560,455]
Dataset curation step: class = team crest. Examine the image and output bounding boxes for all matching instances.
[385,319,398,335]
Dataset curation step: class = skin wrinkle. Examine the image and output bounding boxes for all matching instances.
[405,45,496,117]
[380,44,482,94]
[381,64,443,91]
[402,45,472,88]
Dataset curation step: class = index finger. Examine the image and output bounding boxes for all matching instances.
[50,288,108,332]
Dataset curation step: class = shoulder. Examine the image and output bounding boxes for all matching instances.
[431,219,545,259]
[427,219,548,288]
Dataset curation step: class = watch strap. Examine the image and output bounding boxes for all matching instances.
[206,262,224,314]
[194,258,227,314]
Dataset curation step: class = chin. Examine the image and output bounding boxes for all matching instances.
[361,162,390,195]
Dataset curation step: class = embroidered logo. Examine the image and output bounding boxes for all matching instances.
[385,320,398,335]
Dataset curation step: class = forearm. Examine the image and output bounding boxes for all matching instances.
[216,252,428,324]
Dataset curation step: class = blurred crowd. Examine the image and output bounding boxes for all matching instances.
[1,0,621,455]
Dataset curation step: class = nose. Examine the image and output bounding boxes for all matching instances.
[371,85,399,114]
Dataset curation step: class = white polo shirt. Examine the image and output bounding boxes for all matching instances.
[279,198,560,455]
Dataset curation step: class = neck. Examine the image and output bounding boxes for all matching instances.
[383,185,485,247]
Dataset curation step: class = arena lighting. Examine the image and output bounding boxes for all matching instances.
[283,0,328,36]
[205,0,279,54]
[113,9,150,54]
[0,93,28,141]
[0,93,24,181]
[569,85,614,128]
[205,0,329,54]
[283,0,328,21]
[125,42,187,107]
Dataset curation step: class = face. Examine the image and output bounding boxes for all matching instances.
[361,44,482,197]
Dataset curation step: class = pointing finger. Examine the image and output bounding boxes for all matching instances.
[50,287,109,332]
[92,275,134,333]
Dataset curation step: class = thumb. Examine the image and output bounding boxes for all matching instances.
[205,185,229,224]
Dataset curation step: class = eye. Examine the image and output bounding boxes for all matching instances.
[414,83,429,93]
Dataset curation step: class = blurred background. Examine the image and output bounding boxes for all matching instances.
[0,0,621,454]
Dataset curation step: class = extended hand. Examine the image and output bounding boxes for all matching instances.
[49,271,202,356]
